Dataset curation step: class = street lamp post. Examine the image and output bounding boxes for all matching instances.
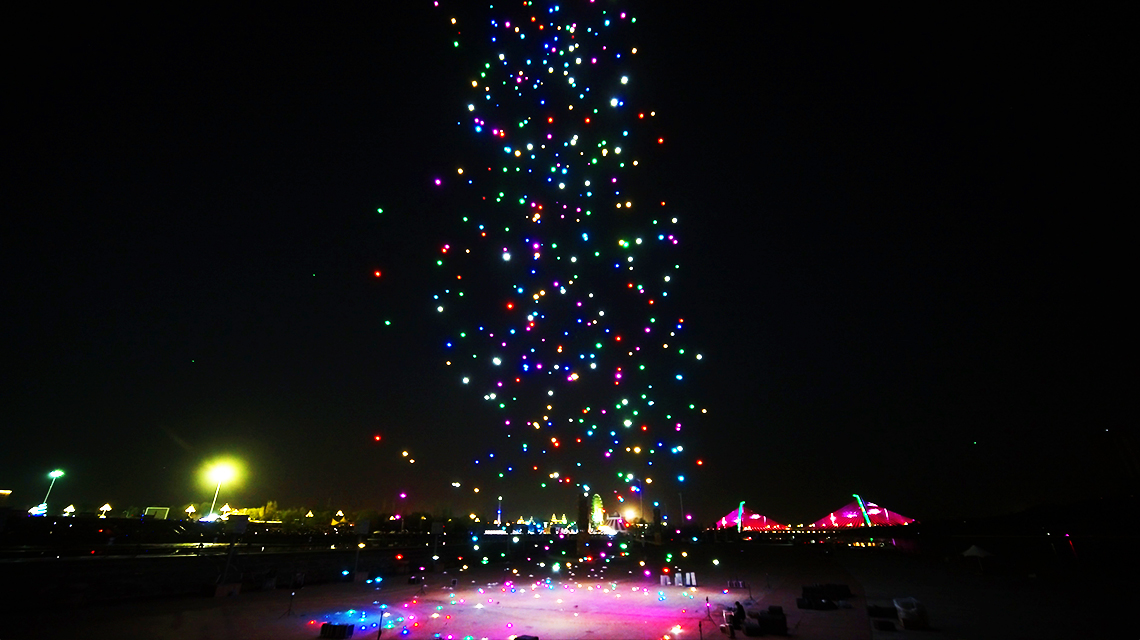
[43,469,64,506]
[638,479,645,547]
[207,464,236,518]
[398,493,407,532]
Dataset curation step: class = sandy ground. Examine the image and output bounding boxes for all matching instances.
[3,545,875,640]
[836,547,1132,639]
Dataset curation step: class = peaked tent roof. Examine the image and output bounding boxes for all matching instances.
[811,500,915,528]
[603,515,626,530]
[716,507,786,530]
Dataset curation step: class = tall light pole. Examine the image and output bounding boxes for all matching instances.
[43,469,64,506]
[497,496,503,526]
[638,479,646,547]
[207,463,235,518]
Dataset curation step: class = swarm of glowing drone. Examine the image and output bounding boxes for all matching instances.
[432,1,705,501]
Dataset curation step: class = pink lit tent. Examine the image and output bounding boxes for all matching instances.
[716,507,786,531]
[811,500,915,528]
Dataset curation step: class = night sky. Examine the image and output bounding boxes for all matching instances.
[4,3,1130,524]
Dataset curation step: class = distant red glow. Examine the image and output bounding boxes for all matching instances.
[374,435,382,441]
[374,270,382,277]
[811,500,916,528]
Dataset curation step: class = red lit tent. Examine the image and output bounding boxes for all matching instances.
[811,500,915,528]
[716,507,786,531]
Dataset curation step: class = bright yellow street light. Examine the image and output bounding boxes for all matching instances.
[204,461,238,519]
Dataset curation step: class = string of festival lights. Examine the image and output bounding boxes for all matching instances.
[431,0,705,507]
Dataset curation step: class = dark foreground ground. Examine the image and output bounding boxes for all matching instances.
[1,540,1130,639]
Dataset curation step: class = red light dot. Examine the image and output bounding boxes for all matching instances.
[374,435,381,441]
[658,137,664,144]
[374,270,382,277]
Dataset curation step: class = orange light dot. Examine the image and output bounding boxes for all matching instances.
[658,138,664,144]
[374,270,382,277]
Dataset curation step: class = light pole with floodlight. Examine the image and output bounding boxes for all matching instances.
[207,464,236,518]
[42,469,64,507]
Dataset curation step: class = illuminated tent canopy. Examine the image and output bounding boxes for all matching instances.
[715,507,786,531]
[811,500,915,528]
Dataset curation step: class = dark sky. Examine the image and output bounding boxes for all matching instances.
[3,3,1130,523]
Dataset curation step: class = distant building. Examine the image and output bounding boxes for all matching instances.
[715,507,786,531]
[811,499,915,528]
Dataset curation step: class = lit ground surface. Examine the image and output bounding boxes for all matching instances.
[13,546,875,639]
